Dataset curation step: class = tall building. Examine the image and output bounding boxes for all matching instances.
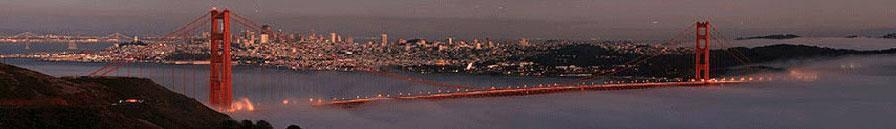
[447,37,454,45]
[381,34,388,45]
[487,40,494,48]
[519,38,530,46]
[416,39,426,46]
[260,25,272,44]
[275,29,283,41]
[259,34,269,44]
[330,33,336,43]
[242,30,256,44]
[337,35,343,43]
[261,25,272,33]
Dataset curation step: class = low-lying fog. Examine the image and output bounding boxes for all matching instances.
[230,55,896,129]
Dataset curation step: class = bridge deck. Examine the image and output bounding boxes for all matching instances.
[319,80,750,107]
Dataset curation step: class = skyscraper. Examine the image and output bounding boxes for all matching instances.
[346,37,354,44]
[447,37,453,45]
[330,33,336,43]
[519,38,530,46]
[337,35,343,43]
[259,34,269,44]
[381,34,388,45]
[260,25,271,44]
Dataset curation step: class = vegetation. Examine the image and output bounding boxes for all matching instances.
[0,62,231,129]
[220,119,301,129]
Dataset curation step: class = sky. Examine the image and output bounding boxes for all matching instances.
[2,0,895,40]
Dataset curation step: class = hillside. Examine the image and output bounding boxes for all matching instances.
[0,63,231,129]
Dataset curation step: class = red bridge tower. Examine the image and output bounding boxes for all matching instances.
[695,21,710,82]
[208,9,233,107]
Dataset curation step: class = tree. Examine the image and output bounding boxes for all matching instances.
[221,120,239,129]
[240,120,255,129]
[286,125,302,129]
[254,120,273,129]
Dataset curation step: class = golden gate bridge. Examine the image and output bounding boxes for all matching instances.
[84,9,768,109]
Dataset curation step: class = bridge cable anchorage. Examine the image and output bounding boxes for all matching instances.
[558,24,696,86]
[88,13,211,76]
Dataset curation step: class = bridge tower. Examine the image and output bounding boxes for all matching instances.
[208,9,233,108]
[695,21,710,82]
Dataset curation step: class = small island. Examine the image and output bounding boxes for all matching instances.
[736,34,801,40]
[881,33,896,39]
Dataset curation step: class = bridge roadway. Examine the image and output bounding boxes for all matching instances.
[319,79,757,107]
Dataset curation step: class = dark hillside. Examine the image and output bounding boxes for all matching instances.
[0,63,231,129]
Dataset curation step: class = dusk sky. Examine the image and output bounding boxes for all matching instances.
[2,0,895,40]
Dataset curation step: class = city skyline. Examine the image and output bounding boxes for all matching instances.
[2,0,895,40]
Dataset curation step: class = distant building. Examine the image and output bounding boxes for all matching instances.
[337,35,343,43]
[381,34,388,45]
[416,39,426,46]
[261,25,272,34]
[260,25,272,44]
[242,30,256,44]
[519,38,530,46]
[330,33,336,43]
[487,40,494,48]
[447,37,454,45]
[259,34,270,44]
